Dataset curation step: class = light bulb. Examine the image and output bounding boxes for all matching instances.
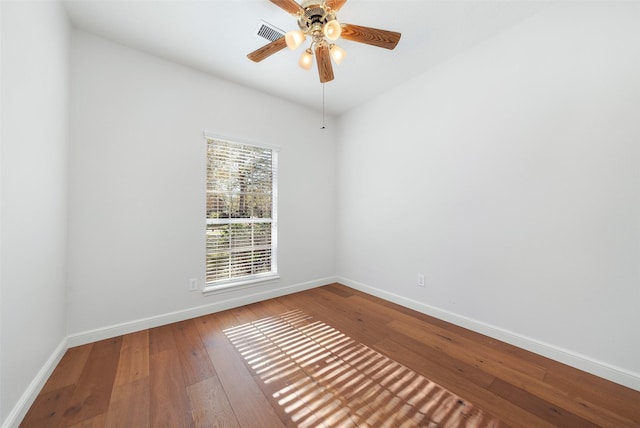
[323,20,342,41]
[298,49,313,70]
[285,30,306,50]
[330,44,346,65]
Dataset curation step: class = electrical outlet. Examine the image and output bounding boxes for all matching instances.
[189,278,198,291]
[417,274,425,287]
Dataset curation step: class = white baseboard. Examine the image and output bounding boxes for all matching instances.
[67,277,336,347]
[1,338,68,428]
[337,276,640,392]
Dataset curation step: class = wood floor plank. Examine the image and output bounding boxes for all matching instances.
[339,296,502,390]
[339,284,456,330]
[386,320,638,427]
[60,337,122,426]
[323,283,354,298]
[103,330,151,427]
[105,377,150,427]
[67,413,107,428]
[19,385,76,428]
[245,298,290,320]
[196,312,285,428]
[488,378,599,428]
[496,361,638,427]
[321,284,640,426]
[172,319,216,386]
[229,304,260,324]
[232,313,357,427]
[113,330,149,386]
[387,317,548,381]
[308,286,395,330]
[374,337,548,428]
[279,288,386,346]
[263,298,294,314]
[544,368,640,422]
[251,367,330,427]
[187,376,240,428]
[150,349,193,428]
[385,315,495,381]
[40,344,93,394]
[149,323,177,355]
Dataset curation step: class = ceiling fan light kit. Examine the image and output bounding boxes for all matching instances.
[329,44,346,65]
[248,0,401,83]
[299,48,314,70]
[285,29,306,50]
[323,19,342,40]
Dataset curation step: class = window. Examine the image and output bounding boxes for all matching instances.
[205,135,278,291]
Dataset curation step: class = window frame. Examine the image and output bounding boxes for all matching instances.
[203,133,279,294]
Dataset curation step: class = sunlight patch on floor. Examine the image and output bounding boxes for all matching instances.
[224,309,501,427]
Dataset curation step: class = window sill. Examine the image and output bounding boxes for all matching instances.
[202,273,280,296]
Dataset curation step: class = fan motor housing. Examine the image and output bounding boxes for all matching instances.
[297,3,336,33]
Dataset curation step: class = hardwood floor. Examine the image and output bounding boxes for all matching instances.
[21,283,640,427]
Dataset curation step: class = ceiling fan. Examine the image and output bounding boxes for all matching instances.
[247,0,401,83]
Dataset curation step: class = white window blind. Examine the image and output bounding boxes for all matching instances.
[206,137,278,287]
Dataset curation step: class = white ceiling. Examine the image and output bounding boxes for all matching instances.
[63,0,552,116]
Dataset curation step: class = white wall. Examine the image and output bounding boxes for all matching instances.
[67,31,337,337]
[1,0,69,424]
[336,2,640,389]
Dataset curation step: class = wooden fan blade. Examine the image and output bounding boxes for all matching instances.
[269,0,303,15]
[340,23,401,50]
[315,44,334,83]
[247,37,287,62]
[325,0,347,12]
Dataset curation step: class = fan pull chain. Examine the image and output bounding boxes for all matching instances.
[321,83,326,129]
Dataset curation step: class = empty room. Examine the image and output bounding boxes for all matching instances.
[1,0,639,427]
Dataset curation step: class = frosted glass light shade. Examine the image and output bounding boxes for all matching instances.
[323,20,342,40]
[298,49,313,70]
[330,44,346,65]
[285,30,306,50]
